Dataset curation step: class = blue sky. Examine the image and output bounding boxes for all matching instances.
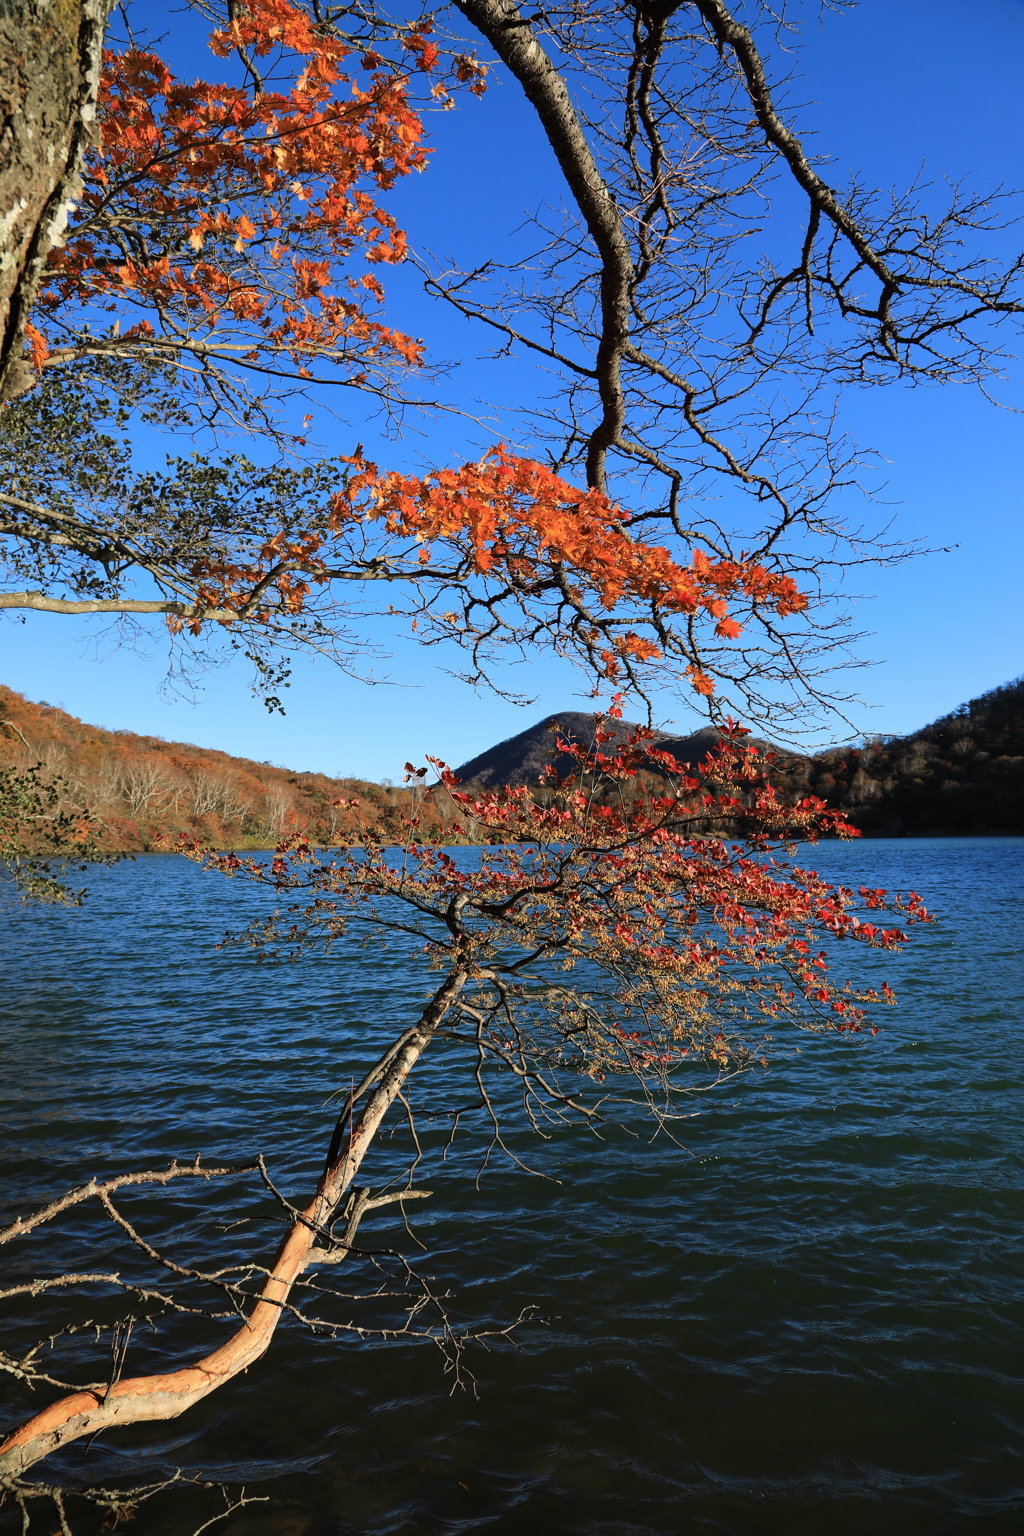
[4,0,1022,778]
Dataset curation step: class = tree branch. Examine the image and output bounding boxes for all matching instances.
[454,0,632,491]
[0,967,468,1478]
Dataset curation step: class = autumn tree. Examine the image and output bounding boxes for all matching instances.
[0,0,490,707]
[0,9,976,1520]
[3,0,1022,729]
[0,723,931,1517]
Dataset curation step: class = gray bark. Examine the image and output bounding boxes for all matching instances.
[0,0,110,402]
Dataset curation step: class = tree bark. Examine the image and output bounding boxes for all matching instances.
[454,0,632,494]
[0,966,467,1479]
[0,0,110,403]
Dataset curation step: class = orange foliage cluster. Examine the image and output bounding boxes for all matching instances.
[16,2,810,711]
[439,723,930,990]
[30,0,484,380]
[187,449,809,695]
[342,449,807,618]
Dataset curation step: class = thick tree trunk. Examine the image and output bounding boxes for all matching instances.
[0,0,109,402]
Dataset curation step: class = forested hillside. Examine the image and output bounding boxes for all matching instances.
[455,679,1024,838]
[0,687,464,851]
[791,676,1024,836]
[3,675,1021,856]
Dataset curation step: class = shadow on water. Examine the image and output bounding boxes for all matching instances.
[2,839,1023,1533]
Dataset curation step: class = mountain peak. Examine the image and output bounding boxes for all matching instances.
[453,712,726,787]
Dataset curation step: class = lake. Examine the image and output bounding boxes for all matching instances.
[2,838,1023,1534]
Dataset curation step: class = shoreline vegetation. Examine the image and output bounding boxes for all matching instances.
[1,675,1022,860]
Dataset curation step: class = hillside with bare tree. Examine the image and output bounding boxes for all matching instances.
[0,686,466,856]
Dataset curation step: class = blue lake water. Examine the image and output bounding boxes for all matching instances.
[2,838,1023,1534]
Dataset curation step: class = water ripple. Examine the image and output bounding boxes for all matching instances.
[2,838,1023,1533]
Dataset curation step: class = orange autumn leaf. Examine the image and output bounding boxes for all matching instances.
[22,323,49,373]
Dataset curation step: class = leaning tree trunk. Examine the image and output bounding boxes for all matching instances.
[0,0,110,402]
[0,966,468,1478]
